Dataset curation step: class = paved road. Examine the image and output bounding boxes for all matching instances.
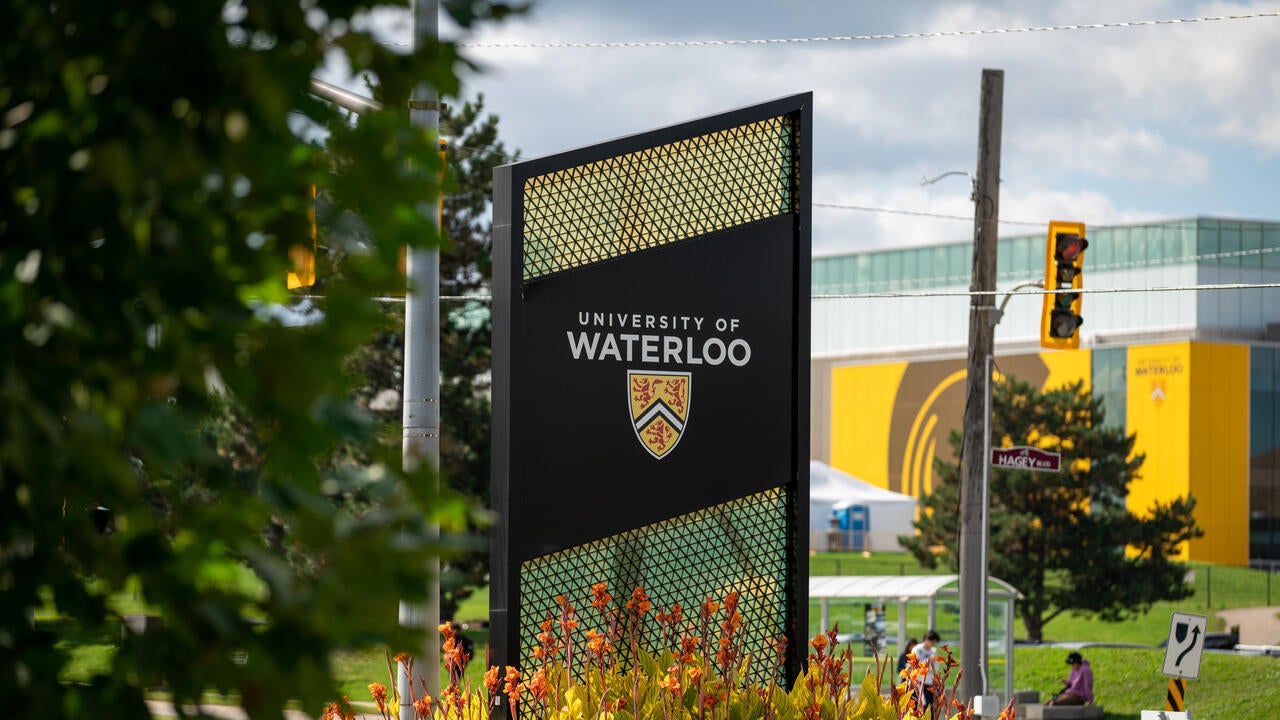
[1217,605,1280,646]
[145,700,380,720]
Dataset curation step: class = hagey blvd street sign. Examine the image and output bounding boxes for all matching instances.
[990,445,1061,472]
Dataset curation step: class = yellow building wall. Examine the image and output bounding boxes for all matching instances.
[1040,350,1092,395]
[827,343,1250,565]
[1126,343,1192,549]
[830,362,906,490]
[1187,343,1249,565]
[830,352,1090,495]
[1125,342,1248,565]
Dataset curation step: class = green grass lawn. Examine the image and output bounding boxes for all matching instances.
[840,644,1280,718]
[1012,645,1280,719]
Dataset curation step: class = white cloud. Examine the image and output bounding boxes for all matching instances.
[339,1,1280,252]
[1015,124,1210,184]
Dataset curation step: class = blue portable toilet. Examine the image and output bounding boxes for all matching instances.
[835,504,870,550]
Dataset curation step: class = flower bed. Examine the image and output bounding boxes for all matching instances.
[327,584,1015,720]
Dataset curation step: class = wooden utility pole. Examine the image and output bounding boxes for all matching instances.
[959,68,1002,706]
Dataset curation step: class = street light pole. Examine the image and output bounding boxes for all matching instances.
[400,0,442,715]
[959,68,1003,705]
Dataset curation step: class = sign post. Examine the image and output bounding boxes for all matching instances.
[1162,611,1207,680]
[1157,611,1206,716]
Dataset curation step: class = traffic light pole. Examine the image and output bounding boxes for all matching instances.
[959,68,1002,706]
[400,0,441,715]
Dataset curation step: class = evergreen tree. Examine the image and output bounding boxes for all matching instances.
[901,376,1202,641]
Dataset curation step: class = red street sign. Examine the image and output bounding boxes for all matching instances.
[990,445,1061,472]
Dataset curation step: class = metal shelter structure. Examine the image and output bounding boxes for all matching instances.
[809,575,1021,699]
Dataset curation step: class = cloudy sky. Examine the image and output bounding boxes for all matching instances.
[339,0,1280,256]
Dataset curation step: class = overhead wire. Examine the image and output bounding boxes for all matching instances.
[814,202,1042,227]
[448,12,1279,50]
[347,11,1280,304]
[813,282,1280,301]
[374,14,1280,240]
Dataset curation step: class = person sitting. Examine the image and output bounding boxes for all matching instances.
[1048,651,1094,706]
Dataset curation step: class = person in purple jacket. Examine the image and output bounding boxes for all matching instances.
[1048,651,1094,705]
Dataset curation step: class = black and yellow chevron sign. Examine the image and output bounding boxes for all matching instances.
[1165,677,1186,711]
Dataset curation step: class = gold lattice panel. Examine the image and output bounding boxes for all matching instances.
[518,487,794,686]
[521,116,799,280]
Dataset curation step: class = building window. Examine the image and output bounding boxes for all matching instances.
[1092,347,1126,431]
[1251,346,1280,560]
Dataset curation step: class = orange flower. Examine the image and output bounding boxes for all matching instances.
[679,635,699,662]
[502,666,522,695]
[586,628,614,658]
[484,665,501,695]
[810,633,828,653]
[503,666,523,705]
[626,586,652,614]
[591,581,613,610]
[413,696,432,718]
[393,652,410,664]
[700,597,720,618]
[441,686,466,713]
[527,668,551,702]
[438,621,455,639]
[368,683,388,714]
[660,667,682,694]
[322,699,356,720]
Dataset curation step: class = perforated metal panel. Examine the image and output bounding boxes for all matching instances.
[521,116,799,280]
[518,487,795,685]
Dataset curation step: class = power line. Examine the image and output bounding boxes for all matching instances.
[452,12,1279,50]
[813,201,1041,226]
[814,281,1280,301]
[305,280,1280,305]
[816,240,1280,290]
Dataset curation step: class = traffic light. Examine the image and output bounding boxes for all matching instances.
[287,184,317,289]
[1040,220,1087,349]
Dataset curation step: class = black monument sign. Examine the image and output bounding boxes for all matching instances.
[491,94,811,684]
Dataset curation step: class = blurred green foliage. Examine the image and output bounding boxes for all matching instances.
[0,1,513,717]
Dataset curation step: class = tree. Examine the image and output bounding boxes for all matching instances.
[901,376,1202,642]
[0,1,513,717]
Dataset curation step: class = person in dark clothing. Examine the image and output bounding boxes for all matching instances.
[896,637,919,678]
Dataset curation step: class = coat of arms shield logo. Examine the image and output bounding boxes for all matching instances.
[628,371,691,460]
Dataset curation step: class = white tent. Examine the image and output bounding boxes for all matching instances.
[809,460,918,552]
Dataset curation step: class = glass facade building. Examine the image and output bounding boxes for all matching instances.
[811,217,1280,564]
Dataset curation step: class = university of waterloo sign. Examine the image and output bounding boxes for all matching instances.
[490,95,811,686]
